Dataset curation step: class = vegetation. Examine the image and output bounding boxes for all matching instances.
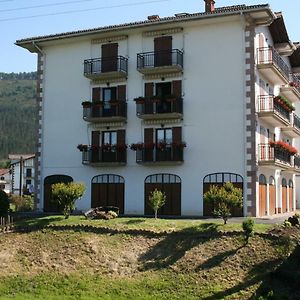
[0,190,9,217]
[0,72,36,159]
[52,182,85,219]
[242,218,255,244]
[10,195,34,212]
[148,189,166,219]
[203,182,243,224]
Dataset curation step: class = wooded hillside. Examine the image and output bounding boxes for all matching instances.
[0,72,37,160]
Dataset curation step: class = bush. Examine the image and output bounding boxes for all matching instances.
[0,190,9,217]
[148,189,166,219]
[52,182,85,219]
[288,216,299,226]
[242,218,255,243]
[10,195,34,212]
[282,220,292,228]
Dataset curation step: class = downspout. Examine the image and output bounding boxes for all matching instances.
[32,41,45,55]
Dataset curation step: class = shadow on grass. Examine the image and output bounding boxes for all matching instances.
[14,216,65,231]
[124,219,145,225]
[139,223,222,270]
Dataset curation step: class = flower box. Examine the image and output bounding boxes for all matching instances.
[269,140,297,155]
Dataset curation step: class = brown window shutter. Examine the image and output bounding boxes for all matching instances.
[101,43,118,58]
[172,127,182,143]
[145,82,154,97]
[144,128,154,143]
[91,131,100,146]
[92,88,101,102]
[117,130,126,145]
[117,85,126,101]
[172,80,182,97]
[154,36,172,52]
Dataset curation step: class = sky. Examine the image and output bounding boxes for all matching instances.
[0,0,299,72]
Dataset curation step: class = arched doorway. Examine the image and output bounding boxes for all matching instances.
[269,176,276,215]
[289,180,294,212]
[144,174,181,216]
[91,174,124,214]
[258,174,267,216]
[282,178,287,213]
[203,173,243,217]
[44,175,73,212]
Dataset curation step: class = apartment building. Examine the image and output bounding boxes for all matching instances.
[0,169,10,194]
[16,1,300,216]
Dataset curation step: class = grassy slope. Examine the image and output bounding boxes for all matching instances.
[0,217,298,300]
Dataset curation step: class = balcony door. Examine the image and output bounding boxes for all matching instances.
[156,82,172,113]
[154,36,172,67]
[101,43,118,72]
[102,87,117,116]
[156,128,172,161]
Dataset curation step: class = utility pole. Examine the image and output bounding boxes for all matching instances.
[19,156,23,197]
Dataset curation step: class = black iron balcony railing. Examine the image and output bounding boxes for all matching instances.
[257,47,290,80]
[82,101,127,120]
[136,97,183,116]
[294,156,300,169]
[137,49,183,70]
[293,113,300,131]
[84,56,128,76]
[82,147,126,164]
[257,95,291,122]
[289,73,300,93]
[259,144,292,166]
[136,145,184,163]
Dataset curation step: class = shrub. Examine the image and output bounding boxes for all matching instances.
[10,195,34,212]
[242,218,255,243]
[148,189,166,219]
[276,236,296,258]
[0,190,9,217]
[282,220,292,228]
[204,182,243,224]
[52,182,85,219]
[288,216,299,226]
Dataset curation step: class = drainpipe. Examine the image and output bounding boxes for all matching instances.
[32,41,45,55]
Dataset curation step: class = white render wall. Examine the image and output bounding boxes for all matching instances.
[39,17,246,215]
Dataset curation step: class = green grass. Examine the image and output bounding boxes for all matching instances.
[15,215,274,234]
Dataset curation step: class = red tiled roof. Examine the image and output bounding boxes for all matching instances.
[16,4,270,44]
[0,169,9,176]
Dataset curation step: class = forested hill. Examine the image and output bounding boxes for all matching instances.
[0,72,37,160]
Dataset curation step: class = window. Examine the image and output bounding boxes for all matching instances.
[156,128,172,144]
[0,176,4,180]
[102,131,117,146]
[156,82,172,99]
[26,168,32,177]
[26,179,31,186]
[102,87,117,109]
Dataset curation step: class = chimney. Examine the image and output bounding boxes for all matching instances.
[204,0,215,13]
[148,15,160,21]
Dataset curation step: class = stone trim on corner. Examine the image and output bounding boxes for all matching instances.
[245,25,257,217]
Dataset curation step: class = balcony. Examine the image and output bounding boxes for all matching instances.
[258,144,292,169]
[80,146,126,166]
[82,101,127,123]
[137,49,183,75]
[135,96,183,120]
[257,96,291,127]
[280,73,300,103]
[281,113,300,137]
[257,47,290,85]
[83,56,128,80]
[293,156,300,173]
[132,144,184,164]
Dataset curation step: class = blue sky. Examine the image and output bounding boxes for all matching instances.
[0,0,299,72]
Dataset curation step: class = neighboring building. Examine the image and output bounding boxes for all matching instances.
[0,169,11,194]
[15,1,300,216]
[9,154,35,196]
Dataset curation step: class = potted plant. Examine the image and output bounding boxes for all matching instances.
[134,97,145,104]
[172,141,187,149]
[77,144,88,152]
[81,101,92,108]
[130,143,144,151]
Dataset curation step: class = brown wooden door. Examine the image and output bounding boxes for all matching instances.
[259,184,267,216]
[144,182,181,216]
[44,175,73,212]
[282,186,287,213]
[289,187,293,212]
[101,43,118,72]
[144,82,154,114]
[91,131,100,163]
[91,182,124,214]
[269,184,276,215]
[154,36,172,67]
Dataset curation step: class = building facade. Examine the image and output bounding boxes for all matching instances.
[16,1,300,216]
[0,169,11,194]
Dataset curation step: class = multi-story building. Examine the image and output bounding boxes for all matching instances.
[0,169,11,194]
[16,1,300,216]
[9,154,35,195]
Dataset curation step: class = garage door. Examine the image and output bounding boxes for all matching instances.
[44,175,73,212]
[289,180,294,212]
[258,174,267,217]
[144,174,181,216]
[91,174,124,214]
[269,176,276,215]
[282,178,287,213]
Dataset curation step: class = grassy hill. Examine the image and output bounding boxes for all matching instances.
[0,216,299,300]
[0,72,36,160]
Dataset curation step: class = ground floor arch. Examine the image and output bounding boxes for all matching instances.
[44,175,73,212]
[144,173,181,216]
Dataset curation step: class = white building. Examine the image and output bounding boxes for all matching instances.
[9,154,35,196]
[16,1,300,216]
[0,169,11,194]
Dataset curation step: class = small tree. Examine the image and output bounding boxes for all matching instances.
[242,218,255,243]
[148,189,166,219]
[52,182,85,219]
[204,182,243,224]
[0,190,10,217]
